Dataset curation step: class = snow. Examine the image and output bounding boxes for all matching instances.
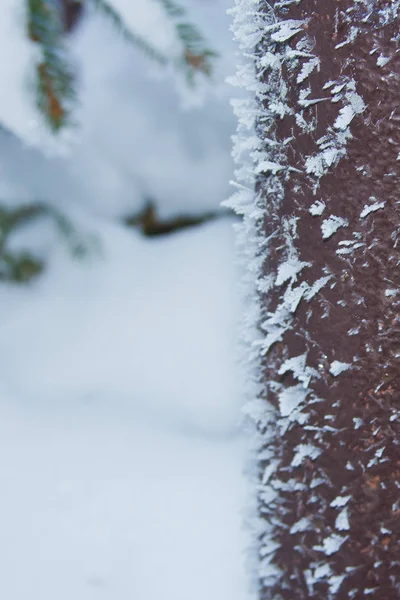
[0,0,253,598]
[1,0,237,219]
[0,219,252,600]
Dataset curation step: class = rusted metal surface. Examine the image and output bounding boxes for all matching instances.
[256,1,400,598]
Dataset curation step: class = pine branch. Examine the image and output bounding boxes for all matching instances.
[155,0,218,80]
[88,0,217,80]
[0,201,97,283]
[27,0,76,132]
[88,0,168,65]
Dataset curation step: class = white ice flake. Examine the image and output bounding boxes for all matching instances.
[268,20,305,43]
[330,495,351,508]
[335,507,350,531]
[255,160,286,174]
[278,354,318,386]
[321,216,348,239]
[275,257,311,286]
[330,360,352,376]
[334,105,356,130]
[278,384,308,417]
[385,288,398,297]
[297,57,320,84]
[329,574,346,594]
[377,55,391,67]
[309,200,326,216]
[360,201,385,218]
[290,517,311,534]
[291,443,321,467]
[304,275,332,300]
[315,533,347,556]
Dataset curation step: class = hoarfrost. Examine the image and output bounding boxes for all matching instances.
[330,495,351,508]
[297,57,320,84]
[304,275,332,301]
[360,201,385,218]
[284,281,310,312]
[262,460,280,485]
[268,20,305,43]
[275,258,311,286]
[260,540,281,556]
[330,361,352,376]
[314,563,332,580]
[278,354,318,386]
[309,200,326,216]
[385,288,398,297]
[329,575,346,594]
[321,216,349,239]
[278,384,308,417]
[377,55,391,67]
[348,327,359,335]
[334,91,365,130]
[292,443,322,467]
[256,160,286,174]
[315,533,347,556]
[290,517,311,534]
[335,507,350,531]
[334,105,356,130]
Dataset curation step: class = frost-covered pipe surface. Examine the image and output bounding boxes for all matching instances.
[228,0,400,598]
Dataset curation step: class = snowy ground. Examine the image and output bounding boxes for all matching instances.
[0,220,251,600]
[0,1,252,598]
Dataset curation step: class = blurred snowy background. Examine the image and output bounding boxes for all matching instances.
[0,1,252,599]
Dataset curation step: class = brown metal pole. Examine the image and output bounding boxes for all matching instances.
[236,1,400,598]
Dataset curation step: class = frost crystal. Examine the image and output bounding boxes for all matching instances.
[360,201,385,218]
[330,495,351,508]
[290,517,311,534]
[309,200,326,216]
[297,57,320,84]
[330,361,352,376]
[268,20,305,43]
[275,257,310,286]
[315,533,348,556]
[335,507,350,531]
[292,443,322,467]
[321,216,349,239]
[334,105,356,130]
[278,384,308,417]
[329,574,346,594]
